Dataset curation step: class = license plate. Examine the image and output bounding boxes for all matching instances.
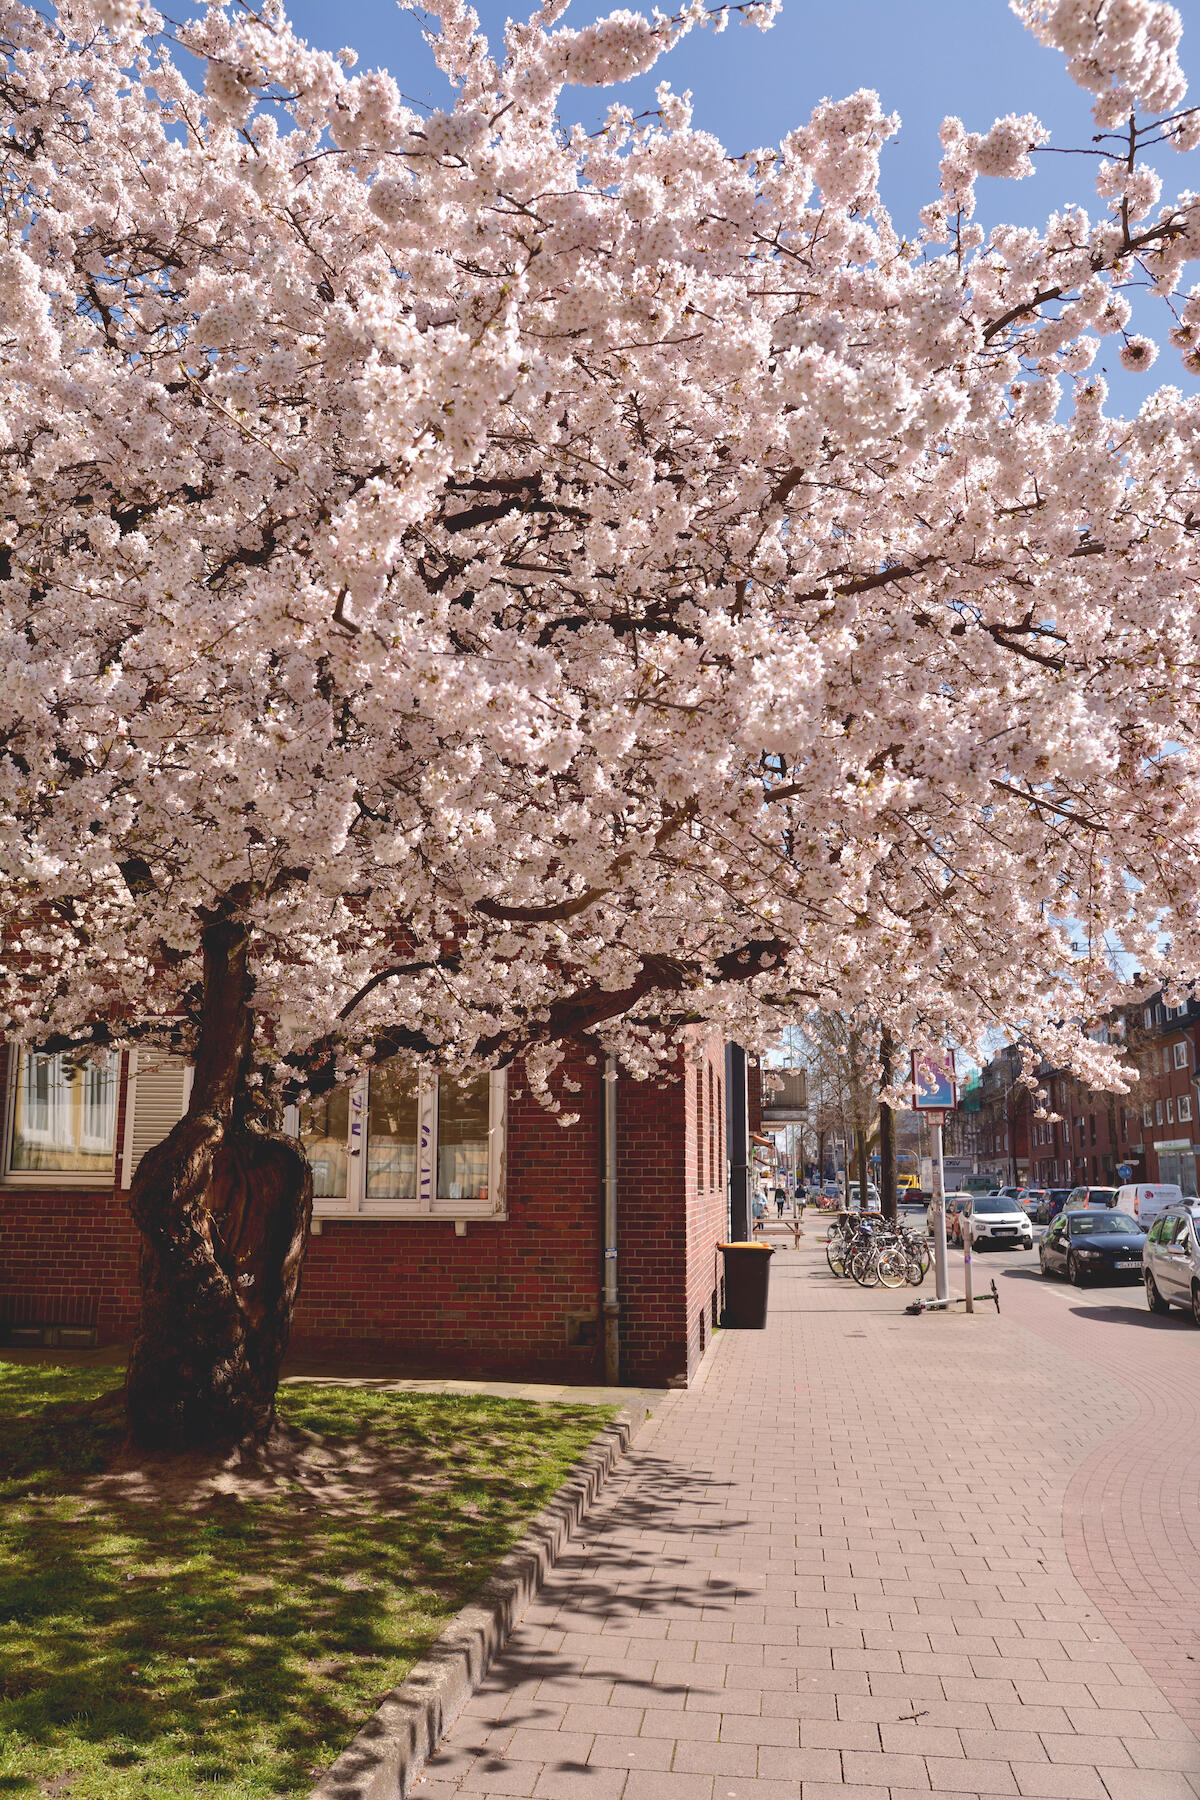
[1116,1260,1139,1269]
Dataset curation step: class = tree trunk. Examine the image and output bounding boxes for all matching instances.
[124,918,313,1451]
[856,1122,869,1211]
[879,1026,898,1223]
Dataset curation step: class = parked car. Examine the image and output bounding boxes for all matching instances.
[1039,1208,1146,1285]
[1114,1182,1187,1235]
[847,1180,881,1211]
[995,1185,1023,1202]
[1143,1207,1200,1323]
[927,1191,973,1241]
[1065,1184,1118,1212]
[1017,1187,1049,1217]
[963,1193,1034,1251]
[1035,1187,1074,1225]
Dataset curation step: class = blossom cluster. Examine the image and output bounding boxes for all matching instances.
[0,0,1199,1102]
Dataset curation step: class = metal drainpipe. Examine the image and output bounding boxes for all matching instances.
[603,1055,620,1386]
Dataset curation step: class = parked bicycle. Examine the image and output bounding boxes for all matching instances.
[826,1212,926,1287]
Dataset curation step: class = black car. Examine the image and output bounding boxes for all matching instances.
[1036,1187,1073,1225]
[1039,1209,1147,1285]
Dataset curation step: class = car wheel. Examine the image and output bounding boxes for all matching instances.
[1068,1253,1085,1287]
[1192,1282,1200,1328]
[1145,1270,1171,1315]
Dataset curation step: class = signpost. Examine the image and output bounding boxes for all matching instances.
[912,1051,958,1308]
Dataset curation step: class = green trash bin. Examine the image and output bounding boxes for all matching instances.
[719,1241,775,1328]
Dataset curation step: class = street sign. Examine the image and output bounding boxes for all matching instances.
[911,1048,957,1112]
[1117,1163,1133,1181]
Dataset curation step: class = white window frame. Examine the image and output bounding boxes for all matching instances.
[1174,1042,1189,1070]
[2,1047,119,1188]
[287,1066,507,1226]
[1178,1094,1193,1124]
[1144,1102,1154,1127]
[1156,1098,1164,1126]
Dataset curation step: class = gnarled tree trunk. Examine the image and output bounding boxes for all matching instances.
[125,917,313,1451]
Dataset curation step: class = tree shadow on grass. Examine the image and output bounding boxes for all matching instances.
[0,1372,611,1798]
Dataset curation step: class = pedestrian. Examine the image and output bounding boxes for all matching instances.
[752,1190,768,1233]
[796,1184,807,1222]
[774,1183,787,1218]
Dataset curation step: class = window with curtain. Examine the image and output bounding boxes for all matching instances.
[436,1072,491,1202]
[7,1049,117,1176]
[296,1061,503,1218]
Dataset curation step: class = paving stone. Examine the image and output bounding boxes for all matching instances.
[414,1247,1200,1800]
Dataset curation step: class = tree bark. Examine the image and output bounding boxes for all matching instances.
[856,1120,869,1212]
[879,1026,898,1223]
[124,917,313,1451]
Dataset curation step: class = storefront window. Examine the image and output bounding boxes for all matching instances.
[8,1050,117,1175]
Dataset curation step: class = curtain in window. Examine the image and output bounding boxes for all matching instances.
[366,1063,418,1198]
[437,1072,490,1201]
[300,1088,350,1199]
[10,1050,117,1173]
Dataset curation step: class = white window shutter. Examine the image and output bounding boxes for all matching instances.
[121,1051,193,1187]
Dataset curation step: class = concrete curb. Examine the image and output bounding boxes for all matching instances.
[309,1408,635,1800]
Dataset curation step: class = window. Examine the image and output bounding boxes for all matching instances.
[1144,1102,1154,1127]
[1156,1099,1164,1126]
[1145,1007,1153,1029]
[5,1048,118,1179]
[294,1061,506,1220]
[1174,1042,1189,1070]
[1166,1098,1174,1124]
[1179,1095,1192,1124]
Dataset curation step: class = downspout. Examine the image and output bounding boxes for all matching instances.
[603,1055,620,1386]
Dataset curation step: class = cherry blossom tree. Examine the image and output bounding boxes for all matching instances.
[4,0,1200,1447]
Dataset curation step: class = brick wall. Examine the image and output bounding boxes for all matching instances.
[0,1044,140,1341]
[0,1185,141,1338]
[615,1032,726,1386]
[292,1047,606,1379]
[0,1038,727,1387]
[684,1036,728,1376]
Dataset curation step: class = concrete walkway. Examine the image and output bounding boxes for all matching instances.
[416,1239,1200,1800]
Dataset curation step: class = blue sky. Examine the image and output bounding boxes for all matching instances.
[267,0,1200,412]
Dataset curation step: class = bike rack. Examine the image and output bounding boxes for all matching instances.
[905,1279,1000,1317]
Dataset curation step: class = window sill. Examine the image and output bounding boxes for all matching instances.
[0,1173,116,1191]
[311,1201,506,1225]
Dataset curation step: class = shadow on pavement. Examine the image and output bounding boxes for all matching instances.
[1065,1302,1193,1329]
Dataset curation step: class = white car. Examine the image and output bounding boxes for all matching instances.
[1143,1206,1200,1322]
[847,1180,881,1211]
[963,1193,1034,1251]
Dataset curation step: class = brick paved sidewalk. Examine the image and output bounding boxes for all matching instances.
[416,1241,1200,1800]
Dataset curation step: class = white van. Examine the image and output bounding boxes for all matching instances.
[1114,1182,1187,1234]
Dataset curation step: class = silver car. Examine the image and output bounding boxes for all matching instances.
[1143,1207,1200,1324]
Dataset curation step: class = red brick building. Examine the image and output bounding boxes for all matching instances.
[1028,1067,1123,1189]
[970,991,1200,1199]
[0,1033,731,1387]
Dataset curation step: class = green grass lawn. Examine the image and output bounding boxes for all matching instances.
[0,1359,613,1799]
